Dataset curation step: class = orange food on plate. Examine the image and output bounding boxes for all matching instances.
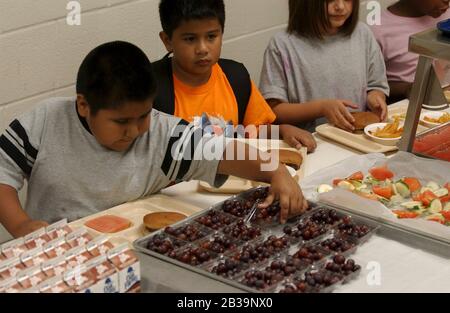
[428,217,445,225]
[85,215,131,233]
[369,165,394,181]
[440,195,450,204]
[372,185,393,199]
[369,117,403,138]
[442,211,450,221]
[333,171,364,187]
[347,171,364,181]
[392,210,419,219]
[402,177,421,192]
[423,112,450,124]
[419,190,438,207]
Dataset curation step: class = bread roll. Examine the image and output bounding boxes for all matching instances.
[143,212,187,232]
[351,112,381,131]
[267,149,303,170]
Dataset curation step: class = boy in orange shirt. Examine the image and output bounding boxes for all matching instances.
[153,0,316,152]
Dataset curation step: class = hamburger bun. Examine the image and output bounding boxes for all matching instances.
[351,112,381,131]
[143,212,187,232]
[266,149,303,170]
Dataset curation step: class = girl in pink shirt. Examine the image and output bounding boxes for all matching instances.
[371,0,450,103]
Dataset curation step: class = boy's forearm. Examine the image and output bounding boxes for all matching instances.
[217,141,283,183]
[0,184,32,237]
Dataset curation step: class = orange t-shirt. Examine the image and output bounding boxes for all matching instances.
[173,63,276,127]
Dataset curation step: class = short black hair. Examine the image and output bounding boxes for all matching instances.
[159,0,225,38]
[76,41,157,115]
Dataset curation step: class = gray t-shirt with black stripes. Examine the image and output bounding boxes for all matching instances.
[0,97,227,223]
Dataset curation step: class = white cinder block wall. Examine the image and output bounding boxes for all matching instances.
[0,0,291,134]
[0,0,396,242]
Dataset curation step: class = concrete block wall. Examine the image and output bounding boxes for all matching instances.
[0,0,291,133]
[0,0,398,133]
[0,0,396,242]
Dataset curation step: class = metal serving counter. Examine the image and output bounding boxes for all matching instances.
[136,133,450,293]
[400,28,450,152]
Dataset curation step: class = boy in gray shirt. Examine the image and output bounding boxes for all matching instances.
[0,41,307,237]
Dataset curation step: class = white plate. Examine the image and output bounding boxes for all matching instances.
[387,113,406,123]
[420,111,449,128]
[364,123,402,146]
[422,103,449,110]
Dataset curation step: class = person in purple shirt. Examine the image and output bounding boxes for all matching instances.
[371,0,450,103]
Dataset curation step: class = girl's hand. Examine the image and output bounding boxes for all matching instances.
[320,99,359,132]
[367,90,388,121]
[258,166,308,224]
[279,124,317,152]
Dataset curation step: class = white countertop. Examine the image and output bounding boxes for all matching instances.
[156,127,450,293]
[3,99,448,292]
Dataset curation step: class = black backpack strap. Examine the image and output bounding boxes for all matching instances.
[153,56,252,125]
[218,59,251,125]
[153,54,175,115]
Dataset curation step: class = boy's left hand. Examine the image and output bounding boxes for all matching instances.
[280,124,317,152]
[367,90,388,121]
[258,166,308,224]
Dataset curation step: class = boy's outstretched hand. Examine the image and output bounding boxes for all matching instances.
[279,124,317,152]
[258,166,308,224]
[218,141,309,224]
